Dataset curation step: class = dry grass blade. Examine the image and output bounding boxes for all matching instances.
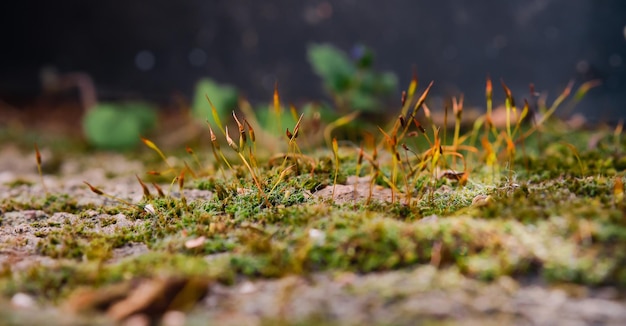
[269,165,295,194]
[225,126,238,152]
[135,174,152,199]
[501,79,516,138]
[223,124,270,206]
[84,181,104,195]
[452,95,464,149]
[400,66,419,116]
[292,113,304,140]
[141,137,173,170]
[422,103,433,126]
[324,111,360,148]
[183,161,197,179]
[546,80,574,116]
[207,123,232,169]
[232,111,247,150]
[245,118,256,143]
[562,79,602,116]
[519,80,575,141]
[355,144,364,179]
[481,136,497,167]
[178,168,187,206]
[273,82,282,133]
[273,82,281,115]
[152,182,165,198]
[83,181,135,207]
[34,143,48,195]
[408,66,418,98]
[399,115,406,129]
[511,99,530,139]
[205,94,225,135]
[561,142,585,177]
[207,123,220,163]
[574,79,602,101]
[486,75,493,121]
[406,80,434,121]
[500,79,516,111]
[186,145,203,170]
[289,103,299,122]
[238,151,271,207]
[398,81,434,141]
[280,113,305,171]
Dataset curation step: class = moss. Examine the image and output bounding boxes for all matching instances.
[0,194,96,216]
[4,179,34,188]
[0,253,218,302]
[3,108,626,312]
[35,222,140,261]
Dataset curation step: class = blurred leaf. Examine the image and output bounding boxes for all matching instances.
[357,71,397,97]
[255,108,298,137]
[307,43,398,114]
[82,102,157,150]
[307,43,355,93]
[349,90,380,112]
[192,78,238,125]
[377,72,398,95]
[301,102,337,122]
[358,71,378,94]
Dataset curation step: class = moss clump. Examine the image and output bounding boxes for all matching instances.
[0,194,93,216]
[3,74,626,319]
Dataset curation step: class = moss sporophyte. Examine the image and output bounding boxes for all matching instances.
[4,59,624,323]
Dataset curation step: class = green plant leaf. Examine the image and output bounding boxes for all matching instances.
[255,108,298,137]
[82,102,157,150]
[358,71,378,94]
[377,72,398,95]
[307,43,355,93]
[192,78,238,125]
[349,90,380,112]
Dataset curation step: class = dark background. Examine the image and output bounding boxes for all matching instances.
[1,0,625,120]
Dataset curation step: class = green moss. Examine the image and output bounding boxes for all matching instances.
[4,98,626,314]
[35,222,141,261]
[4,179,34,188]
[0,194,94,216]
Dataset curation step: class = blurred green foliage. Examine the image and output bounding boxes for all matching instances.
[188,44,395,138]
[246,101,337,140]
[307,43,398,112]
[192,78,238,128]
[82,102,157,150]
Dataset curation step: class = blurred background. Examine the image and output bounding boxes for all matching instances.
[0,0,625,147]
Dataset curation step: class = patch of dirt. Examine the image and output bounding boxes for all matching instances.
[313,176,395,204]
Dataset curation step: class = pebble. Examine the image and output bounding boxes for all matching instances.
[11,292,36,309]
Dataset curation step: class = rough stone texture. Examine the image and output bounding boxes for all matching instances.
[194,267,626,325]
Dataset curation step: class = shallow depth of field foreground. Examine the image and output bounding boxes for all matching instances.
[1,78,626,325]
